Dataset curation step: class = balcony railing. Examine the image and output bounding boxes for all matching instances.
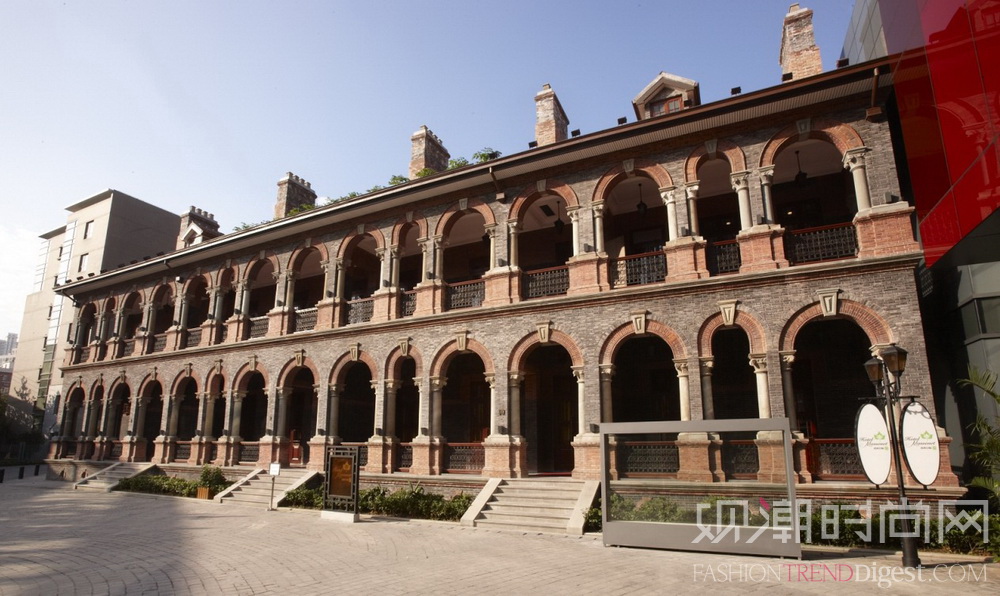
[445,279,485,311]
[174,441,192,462]
[238,441,260,464]
[721,440,759,479]
[811,438,865,480]
[617,440,679,478]
[150,333,168,353]
[784,222,858,265]
[248,316,268,338]
[186,328,203,349]
[609,251,666,288]
[294,307,318,332]
[121,339,136,358]
[707,239,741,276]
[342,442,369,467]
[345,297,374,325]
[109,442,123,459]
[522,265,570,299]
[400,290,417,318]
[397,443,413,472]
[443,442,485,474]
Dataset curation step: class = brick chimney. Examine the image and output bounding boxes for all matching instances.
[177,206,222,249]
[409,126,450,178]
[779,4,822,82]
[534,83,569,146]
[274,172,317,219]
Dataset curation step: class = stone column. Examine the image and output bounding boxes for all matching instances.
[758,165,776,224]
[599,364,614,423]
[385,381,398,439]
[199,392,214,440]
[731,171,753,231]
[843,147,872,211]
[700,357,715,420]
[375,248,388,290]
[750,355,771,419]
[327,384,341,441]
[275,388,289,438]
[506,221,520,268]
[572,367,586,435]
[685,183,700,236]
[389,246,401,290]
[230,391,245,439]
[779,351,798,431]
[430,376,446,438]
[592,202,606,253]
[334,259,346,301]
[417,239,431,284]
[508,372,523,436]
[567,207,581,257]
[432,235,444,281]
[238,281,252,316]
[485,373,497,436]
[660,186,678,241]
[484,224,498,269]
[675,360,691,421]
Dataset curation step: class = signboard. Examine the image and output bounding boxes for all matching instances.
[855,403,891,486]
[324,445,359,513]
[269,462,281,476]
[900,401,940,487]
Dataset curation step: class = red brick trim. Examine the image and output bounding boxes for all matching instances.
[232,363,269,392]
[599,319,687,365]
[275,357,321,388]
[698,310,767,356]
[337,225,387,260]
[759,117,864,167]
[385,344,425,379]
[390,213,429,246]
[329,350,380,385]
[434,198,497,237]
[684,139,747,182]
[779,299,893,351]
[591,159,674,204]
[429,337,495,377]
[509,180,580,222]
[507,329,585,371]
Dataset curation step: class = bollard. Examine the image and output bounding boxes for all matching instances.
[19,466,25,479]
[34,464,40,476]
[0,469,5,483]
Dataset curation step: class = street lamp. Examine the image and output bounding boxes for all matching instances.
[864,345,921,568]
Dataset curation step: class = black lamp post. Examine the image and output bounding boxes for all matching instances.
[864,345,921,568]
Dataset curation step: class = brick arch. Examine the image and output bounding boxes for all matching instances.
[214,265,238,289]
[599,319,687,365]
[684,138,747,182]
[390,212,429,245]
[337,226,387,260]
[64,377,86,397]
[591,158,674,204]
[88,376,106,397]
[231,363,270,393]
[181,273,212,297]
[508,180,580,222]
[429,337,495,377]
[779,299,894,352]
[136,373,166,398]
[508,329,584,371]
[150,283,174,306]
[203,369,226,395]
[286,241,330,272]
[244,253,281,282]
[433,198,497,237]
[106,378,131,401]
[168,368,200,397]
[385,344,425,379]
[759,117,865,167]
[276,357,321,388]
[329,350,380,386]
[698,310,767,357]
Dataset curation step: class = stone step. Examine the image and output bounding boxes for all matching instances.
[474,518,573,534]
[493,487,582,500]
[483,502,574,517]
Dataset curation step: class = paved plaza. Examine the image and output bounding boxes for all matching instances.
[0,476,997,595]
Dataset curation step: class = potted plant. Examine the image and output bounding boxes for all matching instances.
[195,465,228,499]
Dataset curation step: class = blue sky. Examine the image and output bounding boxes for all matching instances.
[0,0,854,336]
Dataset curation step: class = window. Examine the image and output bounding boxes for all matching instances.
[648,96,683,118]
[78,253,89,272]
[83,220,94,239]
[666,97,683,113]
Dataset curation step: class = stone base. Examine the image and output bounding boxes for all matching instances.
[267,308,290,338]
[370,291,393,323]
[413,282,444,317]
[315,299,337,330]
[676,432,722,482]
[664,237,709,281]
[483,268,517,307]
[571,433,601,480]
[567,253,607,295]
[738,225,788,273]
[854,203,921,259]
[481,435,525,478]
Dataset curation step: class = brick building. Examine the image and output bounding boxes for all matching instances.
[45,7,960,503]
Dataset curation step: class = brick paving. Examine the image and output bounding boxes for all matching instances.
[0,478,997,595]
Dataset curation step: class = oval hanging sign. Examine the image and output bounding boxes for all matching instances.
[855,403,891,486]
[901,401,940,487]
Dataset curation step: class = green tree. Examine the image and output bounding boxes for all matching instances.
[413,168,436,178]
[472,147,502,163]
[387,175,409,186]
[959,366,1000,506]
[448,157,470,169]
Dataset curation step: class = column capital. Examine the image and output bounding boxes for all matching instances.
[684,181,700,197]
[658,186,677,203]
[730,170,751,191]
[843,146,871,170]
[599,364,615,379]
[591,200,605,214]
[699,357,714,375]
[749,354,768,373]
[758,165,775,182]
[508,370,524,383]
[779,350,796,369]
[430,376,447,391]
[483,373,496,389]
[673,360,689,377]
[571,366,585,382]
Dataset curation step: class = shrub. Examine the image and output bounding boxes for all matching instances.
[115,474,198,497]
[197,466,229,493]
[281,486,324,509]
[357,485,471,521]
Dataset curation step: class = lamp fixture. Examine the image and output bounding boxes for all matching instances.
[794,150,807,185]
[636,183,648,216]
[553,200,566,235]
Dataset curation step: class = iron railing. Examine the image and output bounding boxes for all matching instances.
[218,325,228,343]
[445,280,485,310]
[609,251,667,288]
[345,298,374,325]
[248,316,268,338]
[342,442,369,467]
[617,440,679,477]
[151,333,167,353]
[721,440,759,479]
[121,339,136,357]
[186,328,203,349]
[238,441,260,464]
[397,443,413,472]
[522,265,570,299]
[207,443,218,463]
[62,442,77,458]
[174,441,192,462]
[294,307,318,332]
[811,438,865,479]
[784,222,858,265]
[109,442,123,459]
[707,239,741,275]
[400,290,417,317]
[443,442,485,474]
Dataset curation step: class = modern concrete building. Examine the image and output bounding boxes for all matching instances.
[11,190,190,432]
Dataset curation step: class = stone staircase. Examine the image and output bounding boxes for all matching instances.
[74,462,155,492]
[462,478,600,535]
[217,468,316,508]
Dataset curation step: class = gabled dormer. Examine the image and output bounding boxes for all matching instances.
[632,72,700,120]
